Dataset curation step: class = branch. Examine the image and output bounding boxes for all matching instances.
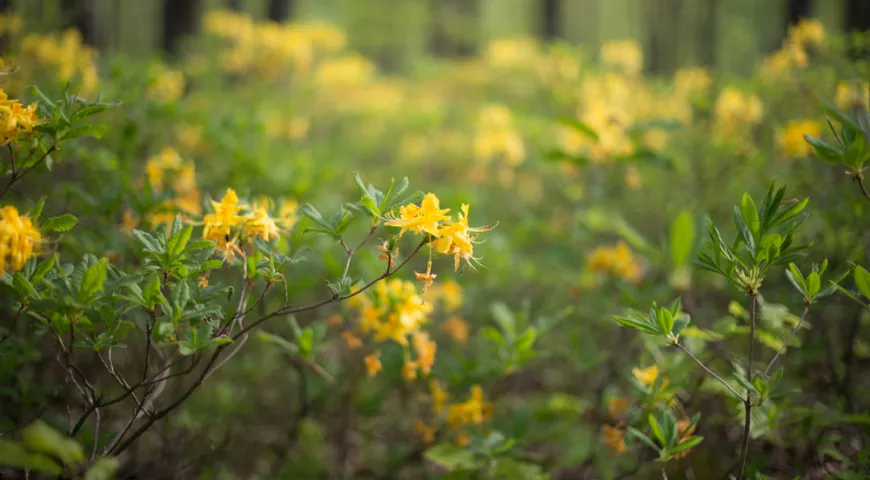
[0,304,24,346]
[764,305,810,376]
[675,343,745,402]
[856,174,870,204]
[738,293,758,480]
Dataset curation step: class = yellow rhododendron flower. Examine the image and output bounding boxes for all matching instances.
[364,352,382,377]
[203,189,244,242]
[585,241,643,283]
[446,385,492,429]
[430,379,448,415]
[0,205,41,275]
[632,365,662,388]
[245,201,280,242]
[776,119,822,158]
[788,18,825,47]
[442,316,469,345]
[674,418,699,459]
[0,88,38,145]
[415,259,437,292]
[415,420,435,445]
[412,331,436,376]
[600,40,643,76]
[435,204,491,272]
[608,397,629,420]
[341,331,363,350]
[715,86,764,129]
[385,192,451,237]
[402,359,418,381]
[146,64,185,103]
[673,67,712,96]
[835,81,869,110]
[601,424,627,454]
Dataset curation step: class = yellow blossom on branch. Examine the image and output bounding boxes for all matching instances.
[364,351,382,377]
[0,205,41,275]
[601,424,627,454]
[776,119,822,158]
[0,88,38,145]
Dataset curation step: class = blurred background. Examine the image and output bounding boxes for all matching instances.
[1,1,870,479]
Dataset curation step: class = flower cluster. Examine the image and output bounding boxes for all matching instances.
[0,87,38,145]
[0,205,41,275]
[473,104,525,167]
[203,10,345,78]
[761,18,825,80]
[386,193,492,280]
[776,119,822,158]
[600,39,643,76]
[714,86,764,133]
[417,381,493,446]
[140,147,202,227]
[349,278,436,381]
[146,63,185,104]
[583,241,644,284]
[18,29,99,96]
[201,188,289,261]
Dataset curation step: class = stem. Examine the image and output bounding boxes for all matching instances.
[0,304,25,346]
[764,305,809,376]
[661,465,668,480]
[737,292,758,480]
[675,343,745,401]
[856,173,870,204]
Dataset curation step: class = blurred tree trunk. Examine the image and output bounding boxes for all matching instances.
[646,0,683,74]
[226,0,243,10]
[0,0,9,12]
[698,0,718,67]
[429,0,478,57]
[541,0,561,40]
[785,0,812,30]
[845,0,870,33]
[267,0,293,23]
[163,0,201,55]
[62,0,99,47]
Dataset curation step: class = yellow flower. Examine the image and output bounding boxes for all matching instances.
[415,420,436,445]
[402,359,418,382]
[632,365,662,388]
[788,18,825,47]
[584,241,643,283]
[146,64,185,103]
[415,259,437,293]
[624,166,642,191]
[197,274,209,289]
[674,418,699,459]
[608,397,629,420]
[0,88,38,145]
[435,204,492,272]
[673,67,712,96]
[120,209,139,234]
[412,331,436,377]
[245,201,280,242]
[203,189,244,242]
[601,425,627,454]
[446,385,492,429]
[314,54,375,89]
[0,205,41,274]
[776,119,822,158]
[430,379,448,415]
[364,351,382,377]
[442,316,469,345]
[438,280,463,312]
[385,193,451,237]
[835,81,869,110]
[341,331,363,350]
[214,236,243,262]
[485,36,540,68]
[715,86,764,129]
[600,40,643,76]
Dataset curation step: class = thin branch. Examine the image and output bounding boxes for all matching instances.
[856,174,870,204]
[764,305,810,376]
[675,343,745,401]
[0,304,25,346]
[738,293,758,480]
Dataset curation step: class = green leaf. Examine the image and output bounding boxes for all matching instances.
[255,331,299,354]
[132,230,161,252]
[64,124,108,139]
[806,272,821,298]
[733,206,755,256]
[201,259,223,271]
[71,103,109,121]
[821,98,860,131]
[22,420,85,466]
[84,457,120,480]
[424,444,479,470]
[0,440,63,474]
[804,135,844,162]
[740,193,760,236]
[648,414,666,447]
[669,211,695,268]
[166,224,193,260]
[613,315,661,335]
[668,436,703,456]
[41,214,78,233]
[854,265,870,300]
[557,117,600,141]
[79,258,109,301]
[769,198,809,230]
[672,314,691,336]
[626,426,660,452]
[29,196,47,220]
[12,273,38,298]
[31,254,56,283]
[786,263,808,296]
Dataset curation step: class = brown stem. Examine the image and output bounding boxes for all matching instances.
[737,292,758,480]
[675,343,745,401]
[0,304,24,346]
[856,173,870,204]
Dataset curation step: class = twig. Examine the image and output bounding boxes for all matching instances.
[856,174,870,204]
[0,304,25,346]
[675,343,745,401]
[764,305,810,376]
[738,293,758,480]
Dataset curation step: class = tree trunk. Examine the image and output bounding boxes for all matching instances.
[267,0,293,23]
[698,0,718,67]
[646,0,683,74]
[62,0,99,47]
[428,0,478,57]
[785,0,812,31]
[0,0,10,12]
[163,0,200,56]
[845,0,870,33]
[226,0,243,10]
[541,0,560,41]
